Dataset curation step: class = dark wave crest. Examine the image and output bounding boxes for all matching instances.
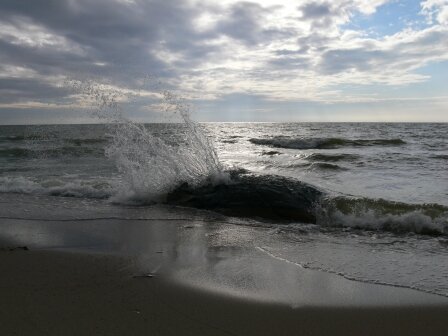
[309,163,347,171]
[165,171,447,235]
[167,172,323,224]
[430,154,448,160]
[64,138,108,145]
[0,146,104,159]
[0,135,25,141]
[305,153,360,162]
[280,162,347,171]
[250,137,406,150]
[0,148,29,158]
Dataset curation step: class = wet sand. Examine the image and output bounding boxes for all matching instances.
[1,249,448,336]
[1,193,448,335]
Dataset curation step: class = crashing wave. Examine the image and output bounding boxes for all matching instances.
[71,81,225,202]
[316,196,448,235]
[1,171,446,236]
[166,171,322,223]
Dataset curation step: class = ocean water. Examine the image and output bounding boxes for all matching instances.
[1,122,448,296]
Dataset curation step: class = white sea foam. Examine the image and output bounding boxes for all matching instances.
[0,176,111,199]
[316,196,448,235]
[320,208,446,234]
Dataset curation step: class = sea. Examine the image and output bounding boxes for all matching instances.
[0,121,447,297]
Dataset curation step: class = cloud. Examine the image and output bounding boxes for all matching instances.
[0,0,447,122]
[318,26,448,82]
[421,0,448,24]
[301,2,332,19]
[202,1,293,47]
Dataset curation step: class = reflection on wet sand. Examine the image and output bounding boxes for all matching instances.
[1,193,446,308]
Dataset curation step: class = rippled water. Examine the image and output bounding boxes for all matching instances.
[1,123,446,204]
[209,122,448,206]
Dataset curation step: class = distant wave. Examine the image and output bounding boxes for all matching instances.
[0,135,107,143]
[309,163,347,171]
[280,162,347,171]
[0,148,29,158]
[0,134,108,159]
[250,137,406,149]
[64,138,108,145]
[430,154,448,160]
[0,135,25,141]
[0,146,104,158]
[261,150,282,156]
[305,153,360,162]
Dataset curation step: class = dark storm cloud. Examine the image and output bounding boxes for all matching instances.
[0,0,197,71]
[0,40,92,77]
[0,0,288,113]
[0,0,224,106]
[0,0,278,68]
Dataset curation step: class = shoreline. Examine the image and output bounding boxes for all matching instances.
[1,192,448,335]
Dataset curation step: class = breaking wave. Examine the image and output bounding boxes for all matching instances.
[167,171,322,223]
[316,196,448,236]
[165,171,447,235]
[250,137,406,149]
[1,171,446,236]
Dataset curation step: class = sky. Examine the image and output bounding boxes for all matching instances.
[0,0,447,124]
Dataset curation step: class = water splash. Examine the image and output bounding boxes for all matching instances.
[71,79,225,203]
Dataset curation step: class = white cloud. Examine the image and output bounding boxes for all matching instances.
[0,17,85,54]
[438,5,448,23]
[421,0,448,24]
[0,65,37,79]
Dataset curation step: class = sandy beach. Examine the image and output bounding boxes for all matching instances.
[1,193,448,336]
[1,248,448,336]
